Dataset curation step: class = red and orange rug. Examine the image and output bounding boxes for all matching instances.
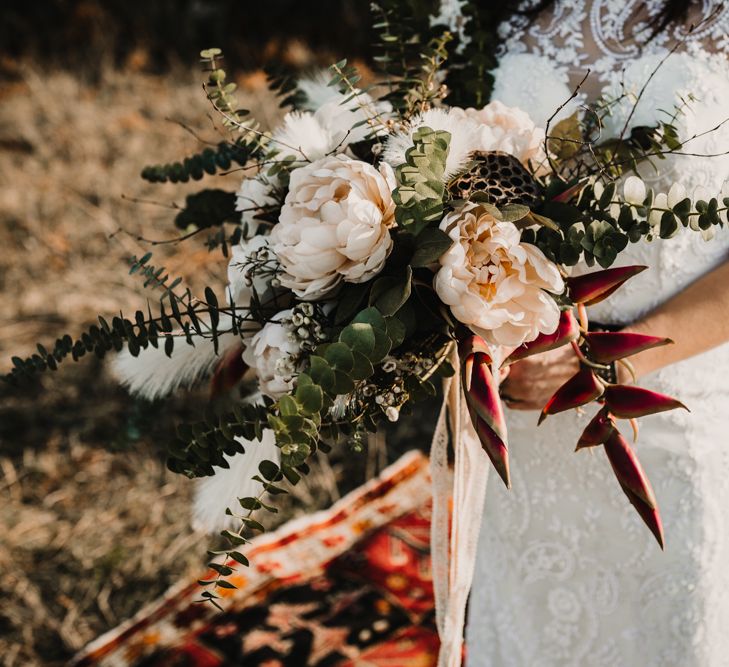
[72,451,439,666]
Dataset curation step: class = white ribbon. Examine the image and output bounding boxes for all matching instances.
[430,348,491,667]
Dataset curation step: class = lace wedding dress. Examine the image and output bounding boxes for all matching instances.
[465,2,729,666]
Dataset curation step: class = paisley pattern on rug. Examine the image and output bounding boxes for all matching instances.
[72,451,440,667]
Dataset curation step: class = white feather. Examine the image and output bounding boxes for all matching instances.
[383,107,480,180]
[297,71,340,111]
[271,111,335,162]
[111,315,240,400]
[192,429,281,532]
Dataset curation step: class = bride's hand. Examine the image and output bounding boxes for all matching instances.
[499,345,580,411]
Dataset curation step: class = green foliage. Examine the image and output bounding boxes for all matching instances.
[401,31,453,117]
[526,180,729,269]
[141,48,266,190]
[2,276,249,385]
[264,63,308,109]
[128,252,187,299]
[392,126,451,236]
[437,3,516,108]
[201,48,253,132]
[141,142,253,184]
[167,403,269,477]
[173,189,237,230]
[410,227,452,267]
[369,266,412,316]
[326,59,389,141]
[370,0,440,114]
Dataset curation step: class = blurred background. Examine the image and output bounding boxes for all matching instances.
[0,2,443,664]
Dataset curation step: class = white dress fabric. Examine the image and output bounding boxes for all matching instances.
[465,2,729,666]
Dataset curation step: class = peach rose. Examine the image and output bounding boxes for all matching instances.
[435,202,564,346]
[456,100,550,175]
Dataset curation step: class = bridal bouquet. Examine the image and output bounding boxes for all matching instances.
[7,35,729,606]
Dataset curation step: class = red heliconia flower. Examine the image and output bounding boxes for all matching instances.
[604,385,688,419]
[566,265,647,306]
[538,367,605,424]
[583,331,672,364]
[460,335,510,488]
[576,407,616,450]
[210,342,247,397]
[604,430,664,549]
[505,310,580,365]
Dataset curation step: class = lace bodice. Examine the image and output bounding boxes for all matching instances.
[497,0,729,93]
[467,3,729,666]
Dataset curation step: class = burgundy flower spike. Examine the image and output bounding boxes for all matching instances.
[460,335,510,488]
[531,264,683,548]
[566,265,646,306]
[604,430,665,549]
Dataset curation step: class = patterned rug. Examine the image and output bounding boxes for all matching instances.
[72,450,439,666]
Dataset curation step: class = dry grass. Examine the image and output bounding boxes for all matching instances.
[0,61,285,666]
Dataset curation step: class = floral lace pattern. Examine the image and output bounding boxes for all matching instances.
[497,0,729,89]
[467,2,729,665]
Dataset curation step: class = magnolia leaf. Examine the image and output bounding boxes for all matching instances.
[334,282,370,324]
[308,355,336,392]
[410,227,452,267]
[352,307,387,331]
[332,370,355,395]
[371,266,412,316]
[385,316,407,348]
[499,203,531,223]
[350,351,375,380]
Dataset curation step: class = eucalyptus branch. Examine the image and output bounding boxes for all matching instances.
[328,60,391,135]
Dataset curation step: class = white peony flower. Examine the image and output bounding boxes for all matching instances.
[270,154,397,300]
[435,202,564,347]
[383,102,549,181]
[455,100,550,175]
[226,234,276,315]
[382,107,481,180]
[242,310,300,399]
[623,176,647,205]
[235,174,278,231]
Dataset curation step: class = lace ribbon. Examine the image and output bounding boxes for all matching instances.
[431,348,491,667]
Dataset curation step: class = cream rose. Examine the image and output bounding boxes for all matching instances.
[235,174,278,231]
[270,155,397,300]
[226,234,274,308]
[456,101,550,175]
[383,102,550,184]
[242,310,300,399]
[435,202,564,347]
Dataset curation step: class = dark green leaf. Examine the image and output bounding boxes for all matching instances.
[410,227,452,267]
